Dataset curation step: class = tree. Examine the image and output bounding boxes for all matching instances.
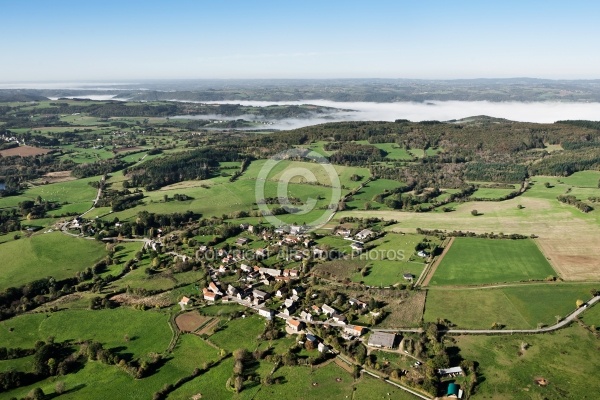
[576,299,585,308]
[55,381,66,395]
[471,209,478,216]
[28,388,45,400]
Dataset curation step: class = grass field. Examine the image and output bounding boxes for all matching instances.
[470,185,518,199]
[455,324,600,399]
[0,176,99,213]
[209,315,265,351]
[351,233,434,286]
[0,308,171,357]
[555,170,600,188]
[345,178,406,211]
[0,232,106,290]
[429,238,556,286]
[340,174,600,280]
[581,302,600,327]
[424,283,598,329]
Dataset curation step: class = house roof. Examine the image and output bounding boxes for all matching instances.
[179,296,191,304]
[447,382,459,396]
[346,325,366,335]
[367,332,397,348]
[438,366,464,375]
[322,304,336,313]
[287,319,302,327]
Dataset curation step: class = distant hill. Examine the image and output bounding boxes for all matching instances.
[0,90,48,102]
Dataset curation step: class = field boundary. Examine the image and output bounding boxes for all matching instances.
[533,238,563,279]
[419,237,454,287]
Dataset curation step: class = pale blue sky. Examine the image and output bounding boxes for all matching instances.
[1,0,599,81]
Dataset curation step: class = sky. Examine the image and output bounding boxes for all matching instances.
[1,0,599,81]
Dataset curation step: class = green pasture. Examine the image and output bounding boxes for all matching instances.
[345,178,406,210]
[0,308,171,357]
[470,185,518,200]
[429,238,556,286]
[209,315,265,351]
[351,233,433,286]
[424,283,598,329]
[455,324,600,399]
[0,232,106,290]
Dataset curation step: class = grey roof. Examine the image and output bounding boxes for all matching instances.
[367,332,397,348]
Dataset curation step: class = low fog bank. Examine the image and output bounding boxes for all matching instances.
[175,100,600,129]
[47,94,124,101]
[207,100,600,123]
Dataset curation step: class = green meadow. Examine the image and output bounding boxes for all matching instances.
[424,283,598,329]
[430,238,556,286]
[351,233,433,286]
[0,232,106,290]
[455,324,600,399]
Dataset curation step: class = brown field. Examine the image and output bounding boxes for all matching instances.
[175,311,212,332]
[37,170,76,184]
[376,290,426,328]
[0,145,50,157]
[312,259,365,281]
[110,292,171,308]
[341,195,600,280]
[535,237,600,280]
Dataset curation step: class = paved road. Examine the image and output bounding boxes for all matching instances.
[373,295,600,335]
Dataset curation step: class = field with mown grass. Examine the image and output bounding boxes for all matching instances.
[424,283,599,329]
[430,237,556,286]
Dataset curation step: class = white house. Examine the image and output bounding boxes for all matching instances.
[355,229,374,241]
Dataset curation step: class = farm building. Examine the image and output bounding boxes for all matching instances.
[403,273,415,281]
[355,229,374,240]
[178,296,192,310]
[318,342,330,353]
[438,366,464,377]
[351,242,364,251]
[344,325,366,337]
[257,307,274,320]
[208,282,222,294]
[253,289,269,301]
[203,288,219,302]
[322,304,336,316]
[367,332,397,349]
[287,318,305,333]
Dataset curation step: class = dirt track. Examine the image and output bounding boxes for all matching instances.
[421,237,455,286]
